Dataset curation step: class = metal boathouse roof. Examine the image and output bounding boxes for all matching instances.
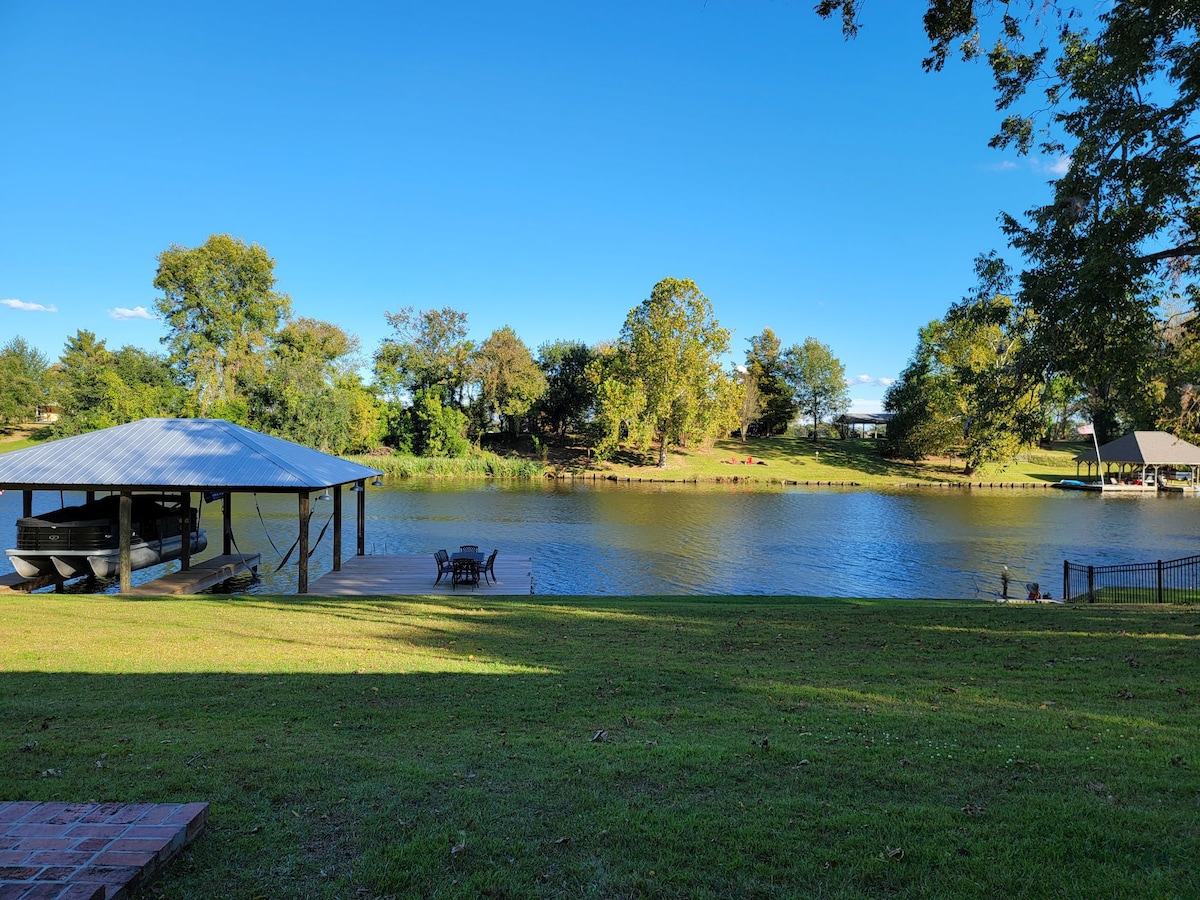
[1074,431,1200,467]
[0,418,383,492]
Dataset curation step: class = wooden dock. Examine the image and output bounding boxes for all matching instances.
[0,571,64,594]
[308,553,533,596]
[122,553,263,596]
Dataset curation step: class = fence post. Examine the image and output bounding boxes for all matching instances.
[1087,565,1095,603]
[1158,560,1164,604]
[1062,560,1069,602]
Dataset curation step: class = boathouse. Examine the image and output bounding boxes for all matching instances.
[0,418,383,594]
[1074,430,1200,486]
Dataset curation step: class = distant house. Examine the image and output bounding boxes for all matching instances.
[835,412,893,439]
[35,404,60,423]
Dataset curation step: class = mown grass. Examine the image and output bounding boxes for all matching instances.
[626,436,1084,486]
[2,595,1198,898]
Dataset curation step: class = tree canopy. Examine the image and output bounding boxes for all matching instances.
[782,337,849,443]
[374,306,473,404]
[0,337,49,426]
[472,326,547,438]
[745,328,796,436]
[601,278,739,467]
[153,234,291,418]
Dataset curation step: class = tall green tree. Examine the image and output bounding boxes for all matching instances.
[374,306,473,404]
[0,337,50,426]
[472,326,547,438]
[782,337,849,443]
[745,328,795,435]
[601,278,738,467]
[536,340,597,437]
[153,234,291,418]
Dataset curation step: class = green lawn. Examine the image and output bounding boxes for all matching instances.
[606,436,1086,485]
[2,595,1197,898]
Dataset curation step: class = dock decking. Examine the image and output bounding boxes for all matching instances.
[0,571,64,594]
[122,554,263,596]
[308,553,533,596]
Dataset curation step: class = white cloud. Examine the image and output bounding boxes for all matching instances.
[986,156,1071,176]
[846,374,894,388]
[1037,154,1072,176]
[2,298,57,313]
[109,305,154,321]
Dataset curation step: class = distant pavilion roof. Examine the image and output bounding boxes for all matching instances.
[836,413,894,425]
[0,418,382,492]
[1075,431,1200,467]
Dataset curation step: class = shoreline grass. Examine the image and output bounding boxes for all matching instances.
[3,595,1197,898]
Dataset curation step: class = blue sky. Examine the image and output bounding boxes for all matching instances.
[1,1,1069,413]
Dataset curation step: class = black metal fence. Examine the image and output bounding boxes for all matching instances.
[1063,555,1200,604]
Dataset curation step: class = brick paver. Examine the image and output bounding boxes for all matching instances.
[0,802,207,900]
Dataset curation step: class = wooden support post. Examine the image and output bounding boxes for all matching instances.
[179,492,191,570]
[356,480,366,556]
[333,487,343,571]
[22,490,32,519]
[119,492,133,594]
[223,493,233,555]
[298,492,311,594]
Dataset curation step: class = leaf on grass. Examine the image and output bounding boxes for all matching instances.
[1116,689,1134,701]
[961,804,986,816]
[39,768,61,779]
[450,841,466,856]
[1038,700,1055,709]
[19,740,37,753]
[553,836,571,846]
[886,846,904,860]
[590,730,609,743]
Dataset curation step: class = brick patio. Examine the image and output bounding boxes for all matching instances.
[0,801,208,900]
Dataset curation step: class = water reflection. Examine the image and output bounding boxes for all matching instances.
[1,480,1196,598]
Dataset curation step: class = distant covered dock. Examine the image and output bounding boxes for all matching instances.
[1074,430,1200,485]
[835,412,893,438]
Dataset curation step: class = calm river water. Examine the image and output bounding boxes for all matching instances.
[3,480,1197,598]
